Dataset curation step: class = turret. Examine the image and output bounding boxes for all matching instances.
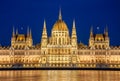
[12,26,15,37]
[104,25,108,37]
[90,26,93,37]
[104,25,110,48]
[27,26,32,38]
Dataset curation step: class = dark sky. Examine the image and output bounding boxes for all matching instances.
[0,0,120,46]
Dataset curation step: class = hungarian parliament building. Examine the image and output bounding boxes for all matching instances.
[0,10,120,69]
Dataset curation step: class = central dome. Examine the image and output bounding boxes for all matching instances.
[52,9,68,31]
[52,20,68,31]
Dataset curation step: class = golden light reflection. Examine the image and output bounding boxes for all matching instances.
[0,70,120,81]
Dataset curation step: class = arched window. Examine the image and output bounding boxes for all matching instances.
[99,45,101,49]
[44,51,45,55]
[63,38,64,44]
[59,38,61,45]
[102,45,105,49]
[95,45,97,49]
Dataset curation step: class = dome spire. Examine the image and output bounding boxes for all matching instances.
[59,8,62,20]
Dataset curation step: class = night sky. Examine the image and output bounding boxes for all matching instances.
[0,0,120,46]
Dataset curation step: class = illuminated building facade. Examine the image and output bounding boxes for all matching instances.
[0,9,120,68]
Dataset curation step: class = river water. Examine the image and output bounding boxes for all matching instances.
[0,70,119,81]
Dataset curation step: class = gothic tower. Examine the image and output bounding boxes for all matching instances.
[41,20,48,54]
[89,26,94,48]
[50,9,71,46]
[11,27,33,48]
[71,20,78,54]
[71,20,77,47]
[89,26,110,49]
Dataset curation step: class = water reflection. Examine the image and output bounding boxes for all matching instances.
[0,70,119,81]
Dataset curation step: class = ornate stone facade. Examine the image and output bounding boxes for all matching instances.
[0,9,120,68]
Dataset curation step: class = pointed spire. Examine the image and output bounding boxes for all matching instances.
[43,19,46,29]
[41,19,48,47]
[43,19,47,34]
[59,8,62,20]
[105,25,108,36]
[27,26,30,37]
[72,20,76,34]
[90,25,93,36]
[72,19,77,38]
[12,26,15,37]
[42,19,47,38]
[73,19,76,28]
[71,19,77,47]
[30,28,32,38]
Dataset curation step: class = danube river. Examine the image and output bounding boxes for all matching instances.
[0,70,120,81]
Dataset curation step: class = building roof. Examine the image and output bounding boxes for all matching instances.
[52,20,68,31]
